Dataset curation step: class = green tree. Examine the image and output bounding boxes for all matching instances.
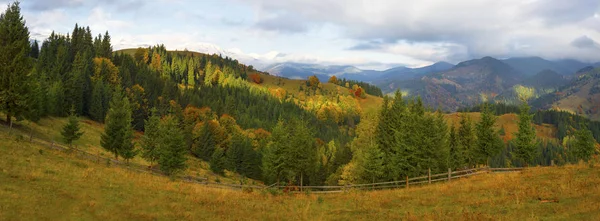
[210,147,226,175]
[457,113,476,168]
[100,89,134,160]
[475,104,504,166]
[513,102,538,166]
[448,125,464,170]
[192,122,216,160]
[572,123,596,162]
[141,108,161,167]
[157,115,187,175]
[359,142,385,183]
[30,39,39,58]
[262,120,287,184]
[61,109,84,148]
[0,2,32,128]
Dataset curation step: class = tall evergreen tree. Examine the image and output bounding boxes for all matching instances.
[475,104,504,166]
[513,102,538,166]
[0,2,32,127]
[192,122,216,160]
[141,108,161,167]
[457,113,476,168]
[90,80,107,122]
[157,115,187,175]
[61,109,84,148]
[30,39,39,58]
[262,120,287,184]
[572,123,596,162]
[100,89,134,160]
[448,124,464,170]
[359,142,385,183]
[210,147,226,175]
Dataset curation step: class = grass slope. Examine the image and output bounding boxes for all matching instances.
[2,128,599,220]
[0,114,257,185]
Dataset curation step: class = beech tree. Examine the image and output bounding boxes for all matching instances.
[572,123,595,162]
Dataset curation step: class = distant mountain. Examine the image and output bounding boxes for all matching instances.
[389,56,524,110]
[531,67,600,120]
[495,70,568,104]
[263,61,454,86]
[263,62,364,81]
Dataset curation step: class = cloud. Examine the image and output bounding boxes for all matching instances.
[23,0,84,11]
[239,0,600,62]
[254,12,309,33]
[571,35,599,49]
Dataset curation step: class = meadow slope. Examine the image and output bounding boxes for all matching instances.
[1,126,599,220]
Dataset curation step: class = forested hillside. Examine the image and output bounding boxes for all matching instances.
[0,2,597,189]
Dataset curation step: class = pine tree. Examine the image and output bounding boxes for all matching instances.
[210,147,226,175]
[513,102,538,166]
[448,124,464,170]
[100,89,134,160]
[30,39,39,58]
[192,122,216,160]
[0,2,32,128]
[262,120,287,184]
[157,115,187,175]
[100,31,112,59]
[61,109,84,148]
[141,108,161,167]
[475,104,504,166]
[90,80,106,122]
[572,123,595,162]
[457,113,476,168]
[359,142,384,183]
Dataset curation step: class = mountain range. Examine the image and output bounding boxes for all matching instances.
[261,56,599,111]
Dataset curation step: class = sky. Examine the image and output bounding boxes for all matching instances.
[4,0,600,70]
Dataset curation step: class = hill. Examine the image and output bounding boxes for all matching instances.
[393,56,523,110]
[494,70,569,104]
[2,127,599,220]
[531,67,600,120]
[502,57,591,76]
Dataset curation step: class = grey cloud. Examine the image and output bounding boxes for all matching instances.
[526,0,600,25]
[571,35,599,49]
[240,0,600,63]
[254,13,308,33]
[23,0,84,11]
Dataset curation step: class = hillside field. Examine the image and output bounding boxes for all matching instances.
[1,126,599,220]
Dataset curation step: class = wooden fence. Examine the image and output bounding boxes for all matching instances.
[270,167,524,194]
[3,125,524,193]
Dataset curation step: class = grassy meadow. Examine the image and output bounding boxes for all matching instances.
[1,119,600,220]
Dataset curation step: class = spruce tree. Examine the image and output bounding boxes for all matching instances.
[457,113,476,168]
[475,104,504,166]
[448,124,464,170]
[192,122,216,160]
[61,109,84,148]
[157,115,187,175]
[100,88,134,160]
[262,120,287,184]
[90,80,106,122]
[141,108,161,167]
[30,39,39,58]
[360,142,385,183]
[513,102,538,166]
[572,123,595,162]
[0,2,32,127]
[210,147,226,175]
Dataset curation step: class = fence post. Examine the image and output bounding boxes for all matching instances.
[428,168,431,184]
[448,168,451,182]
[406,176,409,189]
[551,160,555,166]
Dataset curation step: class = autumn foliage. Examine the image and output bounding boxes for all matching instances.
[249,73,263,84]
[308,75,320,88]
[328,75,338,84]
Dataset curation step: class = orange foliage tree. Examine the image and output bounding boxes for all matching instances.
[308,75,320,88]
[249,73,263,84]
[328,75,338,84]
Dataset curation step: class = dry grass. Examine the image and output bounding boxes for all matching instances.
[0,114,256,185]
[2,127,600,220]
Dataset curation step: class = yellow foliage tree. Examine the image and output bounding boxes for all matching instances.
[92,57,120,85]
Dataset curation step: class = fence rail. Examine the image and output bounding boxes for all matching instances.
[3,124,525,194]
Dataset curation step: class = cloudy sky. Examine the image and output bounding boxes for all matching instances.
[4,0,600,70]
